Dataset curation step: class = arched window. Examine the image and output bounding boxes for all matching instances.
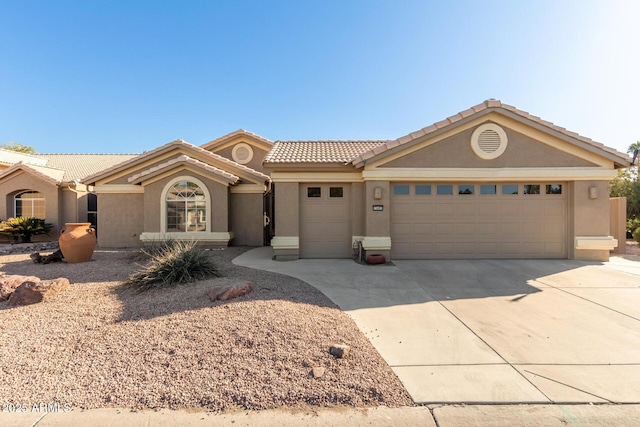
[14,191,45,218]
[165,181,207,232]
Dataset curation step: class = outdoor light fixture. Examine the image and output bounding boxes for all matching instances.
[374,187,383,200]
[589,186,599,199]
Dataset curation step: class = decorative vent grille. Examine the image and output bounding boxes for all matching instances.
[470,123,508,159]
[478,130,501,153]
[235,146,250,161]
[232,143,254,164]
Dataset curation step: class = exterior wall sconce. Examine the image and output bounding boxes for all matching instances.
[374,187,383,200]
[589,186,599,199]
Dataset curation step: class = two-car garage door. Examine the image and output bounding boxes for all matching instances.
[391,182,567,259]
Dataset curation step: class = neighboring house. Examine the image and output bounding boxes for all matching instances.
[0,100,631,261]
[0,150,137,239]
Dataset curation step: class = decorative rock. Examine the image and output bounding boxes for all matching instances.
[208,282,254,302]
[312,367,326,378]
[30,249,65,264]
[329,343,351,358]
[8,278,70,307]
[0,275,41,301]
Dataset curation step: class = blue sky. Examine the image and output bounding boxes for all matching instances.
[1,1,638,155]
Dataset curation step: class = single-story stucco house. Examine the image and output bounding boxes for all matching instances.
[0,100,631,261]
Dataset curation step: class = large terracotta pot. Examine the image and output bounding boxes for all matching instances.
[59,223,97,263]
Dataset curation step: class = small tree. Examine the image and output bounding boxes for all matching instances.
[0,217,53,243]
[0,142,37,154]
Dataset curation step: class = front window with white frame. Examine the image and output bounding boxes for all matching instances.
[14,190,45,218]
[165,181,207,232]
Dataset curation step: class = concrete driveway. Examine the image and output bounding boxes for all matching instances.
[233,249,640,404]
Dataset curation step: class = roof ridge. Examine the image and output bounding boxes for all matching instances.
[351,99,630,167]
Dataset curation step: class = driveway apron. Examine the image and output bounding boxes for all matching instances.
[233,248,640,404]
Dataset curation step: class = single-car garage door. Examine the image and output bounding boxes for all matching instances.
[300,184,352,258]
[391,182,567,259]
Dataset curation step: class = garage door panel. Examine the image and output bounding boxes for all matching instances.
[391,182,567,259]
[435,204,455,216]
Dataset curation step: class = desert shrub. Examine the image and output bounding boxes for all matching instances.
[123,240,220,291]
[129,238,176,261]
[633,227,640,244]
[628,218,640,237]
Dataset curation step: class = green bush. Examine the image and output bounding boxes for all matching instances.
[628,218,640,236]
[0,217,53,243]
[123,240,220,292]
[633,227,640,244]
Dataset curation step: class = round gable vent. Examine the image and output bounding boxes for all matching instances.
[471,123,508,160]
[232,143,254,164]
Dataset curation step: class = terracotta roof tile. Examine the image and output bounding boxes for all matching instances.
[83,139,269,184]
[38,154,138,181]
[0,162,65,185]
[201,129,273,150]
[351,99,631,167]
[0,148,48,167]
[264,140,389,164]
[128,155,239,184]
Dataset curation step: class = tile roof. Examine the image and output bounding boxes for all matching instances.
[82,139,270,184]
[351,100,631,167]
[201,129,273,151]
[38,154,138,181]
[128,155,239,185]
[263,140,389,164]
[0,162,66,185]
[0,148,48,166]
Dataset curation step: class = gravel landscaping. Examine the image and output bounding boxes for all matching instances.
[0,246,413,412]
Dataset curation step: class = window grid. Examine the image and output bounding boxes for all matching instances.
[166,181,206,232]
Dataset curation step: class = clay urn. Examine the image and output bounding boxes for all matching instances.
[59,223,97,263]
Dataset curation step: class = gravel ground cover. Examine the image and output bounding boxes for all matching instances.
[0,246,413,412]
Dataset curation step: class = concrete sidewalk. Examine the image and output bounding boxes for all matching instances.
[3,404,640,426]
[233,248,640,405]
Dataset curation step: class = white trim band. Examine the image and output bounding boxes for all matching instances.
[575,236,618,250]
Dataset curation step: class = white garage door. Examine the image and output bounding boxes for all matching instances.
[391,183,567,259]
[300,184,352,258]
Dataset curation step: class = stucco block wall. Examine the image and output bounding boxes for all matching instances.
[365,181,390,237]
[382,126,597,168]
[274,182,299,237]
[230,193,263,246]
[351,182,365,237]
[610,197,626,255]
[97,193,144,247]
[571,180,612,261]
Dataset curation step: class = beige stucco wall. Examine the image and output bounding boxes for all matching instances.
[214,145,270,174]
[97,193,144,247]
[274,182,299,237]
[230,193,263,246]
[381,125,597,169]
[570,180,612,261]
[365,181,390,237]
[351,182,365,237]
[610,197,626,255]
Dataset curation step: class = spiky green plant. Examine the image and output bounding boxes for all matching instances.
[0,217,53,243]
[123,240,220,292]
[129,238,176,261]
